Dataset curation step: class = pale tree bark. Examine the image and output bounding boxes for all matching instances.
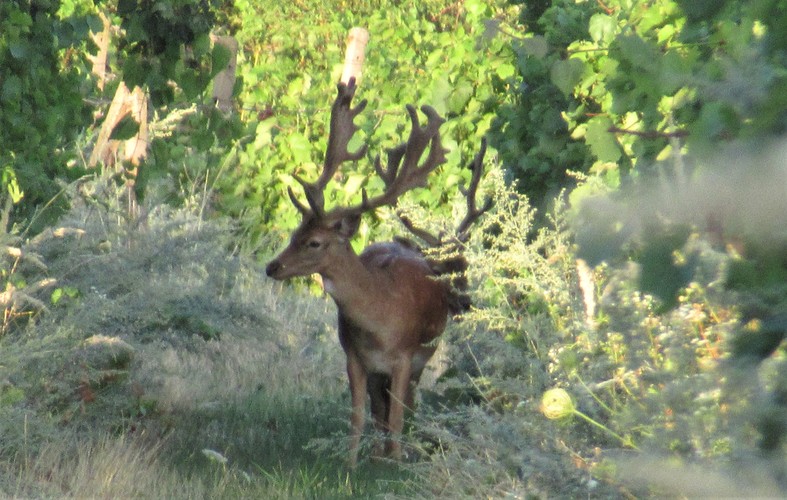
[340,27,369,85]
[88,12,111,91]
[211,35,238,114]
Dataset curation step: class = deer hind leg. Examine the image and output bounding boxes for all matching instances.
[368,373,390,458]
[404,345,435,413]
[386,357,413,461]
[346,352,367,468]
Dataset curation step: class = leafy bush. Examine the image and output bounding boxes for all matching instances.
[220,0,517,249]
[392,160,785,495]
[492,0,787,205]
[0,0,95,229]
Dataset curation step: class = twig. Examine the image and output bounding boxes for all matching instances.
[608,126,689,139]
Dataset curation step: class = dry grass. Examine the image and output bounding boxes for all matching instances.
[2,168,785,498]
[0,177,400,497]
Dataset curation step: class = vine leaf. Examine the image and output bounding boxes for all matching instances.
[109,115,140,141]
[586,116,621,162]
[589,13,617,44]
[550,58,585,97]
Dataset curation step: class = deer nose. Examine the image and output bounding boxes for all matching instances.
[265,260,281,277]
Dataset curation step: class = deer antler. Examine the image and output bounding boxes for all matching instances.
[456,137,494,241]
[343,104,447,217]
[288,78,450,222]
[398,137,493,247]
[289,77,368,217]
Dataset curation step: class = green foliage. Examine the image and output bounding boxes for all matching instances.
[0,0,95,229]
[222,0,516,248]
[114,0,230,106]
[105,0,242,207]
[426,174,787,494]
[493,0,787,208]
[488,0,596,209]
[0,0,239,230]
[494,1,787,463]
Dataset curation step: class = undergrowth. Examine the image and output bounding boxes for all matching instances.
[393,168,785,497]
[0,172,416,497]
[2,160,786,497]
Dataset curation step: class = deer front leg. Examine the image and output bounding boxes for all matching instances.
[387,356,413,461]
[346,351,367,468]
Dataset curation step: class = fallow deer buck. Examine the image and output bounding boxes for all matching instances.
[265,78,491,467]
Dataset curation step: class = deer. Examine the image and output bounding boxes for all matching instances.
[265,77,491,467]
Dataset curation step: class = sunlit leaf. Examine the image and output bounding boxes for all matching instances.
[585,116,621,162]
[589,13,617,44]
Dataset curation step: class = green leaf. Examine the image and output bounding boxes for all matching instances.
[109,116,140,141]
[448,79,473,114]
[430,75,452,116]
[694,101,740,142]
[51,288,64,305]
[1,76,22,103]
[2,167,24,204]
[211,43,232,78]
[616,34,660,70]
[286,133,313,164]
[192,33,212,58]
[117,0,136,15]
[122,55,148,88]
[550,58,585,96]
[85,13,104,34]
[9,41,29,60]
[494,62,516,80]
[178,69,202,100]
[588,13,617,44]
[518,36,549,59]
[9,10,32,28]
[585,116,621,162]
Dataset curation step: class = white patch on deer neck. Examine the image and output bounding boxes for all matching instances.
[323,278,336,295]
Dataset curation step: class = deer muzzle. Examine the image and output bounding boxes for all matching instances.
[265,260,285,279]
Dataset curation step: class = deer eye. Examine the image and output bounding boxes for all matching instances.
[306,239,322,249]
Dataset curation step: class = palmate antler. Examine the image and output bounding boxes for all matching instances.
[287,77,449,223]
[398,137,493,247]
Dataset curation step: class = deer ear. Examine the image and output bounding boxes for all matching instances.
[334,214,361,239]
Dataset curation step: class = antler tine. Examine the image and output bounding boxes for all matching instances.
[321,78,368,185]
[396,139,491,247]
[456,137,493,241]
[331,104,448,220]
[287,186,311,216]
[402,105,447,184]
[288,81,451,222]
[398,214,443,247]
[291,77,368,217]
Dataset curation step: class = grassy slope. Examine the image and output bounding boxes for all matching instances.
[0,183,418,497]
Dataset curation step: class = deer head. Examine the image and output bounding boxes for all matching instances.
[266,77,454,282]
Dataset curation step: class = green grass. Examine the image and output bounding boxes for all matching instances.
[3,171,785,498]
[0,183,420,498]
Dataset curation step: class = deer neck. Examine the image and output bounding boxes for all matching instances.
[320,246,377,312]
